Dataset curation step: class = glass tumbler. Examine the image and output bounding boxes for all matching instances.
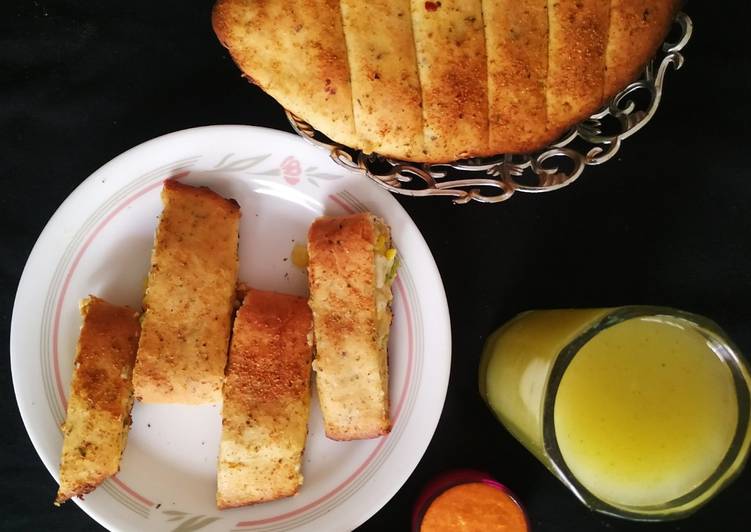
[479,306,751,520]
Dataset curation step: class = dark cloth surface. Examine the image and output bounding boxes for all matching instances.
[1,1,749,530]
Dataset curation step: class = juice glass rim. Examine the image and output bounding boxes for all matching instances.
[541,305,751,521]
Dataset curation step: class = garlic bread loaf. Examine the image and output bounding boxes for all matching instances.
[307,213,398,440]
[214,0,680,162]
[133,180,240,404]
[217,289,313,508]
[55,296,140,505]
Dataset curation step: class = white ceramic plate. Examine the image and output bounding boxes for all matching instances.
[11,126,451,532]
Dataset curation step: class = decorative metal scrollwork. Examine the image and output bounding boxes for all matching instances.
[288,13,693,205]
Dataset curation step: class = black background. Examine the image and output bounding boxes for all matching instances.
[2,1,750,530]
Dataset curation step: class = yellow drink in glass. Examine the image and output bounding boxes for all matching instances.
[479,307,751,520]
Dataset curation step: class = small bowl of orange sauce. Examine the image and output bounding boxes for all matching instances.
[412,469,529,532]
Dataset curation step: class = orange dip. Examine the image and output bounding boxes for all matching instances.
[420,482,528,532]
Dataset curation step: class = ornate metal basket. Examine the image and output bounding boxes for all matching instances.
[288,12,693,205]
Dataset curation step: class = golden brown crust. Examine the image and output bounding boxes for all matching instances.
[547,0,611,135]
[212,0,356,147]
[162,179,240,214]
[340,0,425,160]
[55,296,140,505]
[485,1,551,154]
[217,289,313,509]
[307,213,392,440]
[604,0,681,99]
[411,0,488,161]
[226,291,312,408]
[133,181,240,404]
[72,298,141,416]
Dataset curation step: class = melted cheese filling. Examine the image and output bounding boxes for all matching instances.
[374,226,397,351]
